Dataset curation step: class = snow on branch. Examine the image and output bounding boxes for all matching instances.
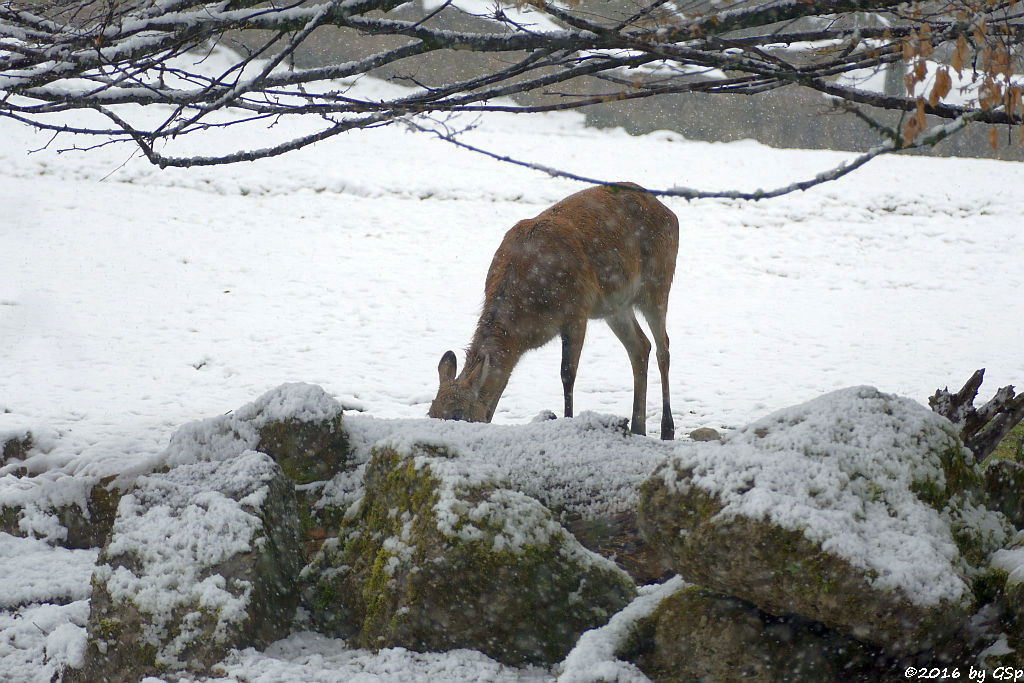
[2,0,1023,182]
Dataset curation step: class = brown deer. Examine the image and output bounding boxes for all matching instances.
[428,182,679,440]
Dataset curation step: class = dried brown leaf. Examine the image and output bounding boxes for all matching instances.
[952,36,968,78]
[904,116,923,146]
[980,78,1003,110]
[902,37,917,61]
[929,68,952,107]
[1009,86,1023,119]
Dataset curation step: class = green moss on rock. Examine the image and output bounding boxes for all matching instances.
[983,459,1024,529]
[256,414,349,485]
[308,443,636,666]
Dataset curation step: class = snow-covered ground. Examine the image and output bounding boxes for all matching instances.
[2,50,1023,681]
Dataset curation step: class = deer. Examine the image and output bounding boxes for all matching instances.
[428,182,679,440]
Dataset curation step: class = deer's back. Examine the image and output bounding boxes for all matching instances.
[482,184,678,342]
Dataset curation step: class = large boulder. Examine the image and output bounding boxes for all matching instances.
[624,584,881,681]
[334,411,675,582]
[306,441,637,666]
[72,451,302,682]
[639,386,1010,652]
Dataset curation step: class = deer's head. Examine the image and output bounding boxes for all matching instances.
[428,350,491,422]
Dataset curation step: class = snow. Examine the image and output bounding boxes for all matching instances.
[0,535,96,609]
[2,42,1024,681]
[208,632,551,682]
[991,532,1024,586]
[557,576,686,683]
[344,412,672,518]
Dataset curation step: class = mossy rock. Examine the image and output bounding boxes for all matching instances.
[56,475,127,549]
[563,510,673,584]
[640,469,971,651]
[638,387,995,652]
[622,584,882,682]
[983,459,1024,530]
[1,430,32,466]
[256,414,349,485]
[307,443,636,666]
[161,382,354,558]
[0,474,131,549]
[985,536,1024,667]
[71,452,303,682]
[162,383,352,481]
[0,505,20,537]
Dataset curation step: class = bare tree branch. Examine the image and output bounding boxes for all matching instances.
[930,369,1024,462]
[2,0,1023,184]
[407,107,981,200]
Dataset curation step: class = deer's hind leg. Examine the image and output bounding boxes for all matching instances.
[640,298,674,440]
[560,320,587,418]
[606,310,651,436]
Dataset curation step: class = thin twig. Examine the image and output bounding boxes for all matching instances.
[404,110,979,201]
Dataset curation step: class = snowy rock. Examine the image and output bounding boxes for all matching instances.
[987,534,1024,667]
[638,386,1002,651]
[333,411,675,581]
[162,382,353,558]
[687,427,722,442]
[0,429,32,467]
[0,474,127,549]
[306,442,636,666]
[71,451,302,682]
[340,410,666,520]
[622,584,880,681]
[164,382,351,484]
[557,575,685,683]
[52,476,125,549]
[0,384,350,551]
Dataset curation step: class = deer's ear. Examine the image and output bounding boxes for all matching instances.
[476,353,492,390]
[464,353,491,395]
[438,351,458,384]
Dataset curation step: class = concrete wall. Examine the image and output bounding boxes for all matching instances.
[230,3,1024,162]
